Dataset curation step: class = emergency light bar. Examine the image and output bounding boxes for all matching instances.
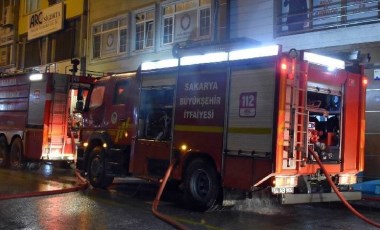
[228,45,280,61]
[141,45,280,70]
[29,73,43,81]
[303,52,345,70]
[180,52,228,66]
[141,59,178,70]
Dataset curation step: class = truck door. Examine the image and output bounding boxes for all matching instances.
[130,70,176,178]
[105,76,137,146]
[27,76,47,160]
[85,83,107,128]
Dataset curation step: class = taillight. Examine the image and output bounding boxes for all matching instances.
[338,174,357,185]
[281,63,287,70]
[362,77,368,86]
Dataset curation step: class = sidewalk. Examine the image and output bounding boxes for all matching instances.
[349,193,380,211]
[351,179,380,210]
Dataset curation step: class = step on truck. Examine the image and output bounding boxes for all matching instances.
[76,44,367,210]
[0,72,92,169]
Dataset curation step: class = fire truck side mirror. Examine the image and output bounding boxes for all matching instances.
[75,87,84,112]
[76,101,84,112]
[71,59,80,74]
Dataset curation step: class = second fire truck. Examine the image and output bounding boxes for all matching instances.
[0,72,92,169]
[76,44,366,210]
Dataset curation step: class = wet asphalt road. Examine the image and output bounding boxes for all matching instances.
[0,164,380,229]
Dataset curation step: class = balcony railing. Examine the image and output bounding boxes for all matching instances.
[277,0,380,36]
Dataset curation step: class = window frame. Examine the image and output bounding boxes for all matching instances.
[91,15,129,60]
[276,0,380,36]
[133,6,156,52]
[25,0,40,14]
[161,0,212,46]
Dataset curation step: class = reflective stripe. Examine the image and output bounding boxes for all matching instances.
[228,127,271,135]
[174,125,223,133]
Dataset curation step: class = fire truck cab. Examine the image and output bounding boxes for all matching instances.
[76,44,366,210]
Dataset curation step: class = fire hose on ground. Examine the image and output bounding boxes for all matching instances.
[308,147,380,228]
[0,169,88,201]
[152,159,188,230]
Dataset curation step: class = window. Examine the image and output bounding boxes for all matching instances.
[134,9,155,51]
[25,0,40,14]
[48,0,62,6]
[89,86,105,109]
[162,0,211,45]
[277,0,380,36]
[163,17,174,44]
[0,45,11,66]
[199,8,210,37]
[163,5,175,44]
[119,27,128,53]
[24,39,41,68]
[92,16,128,59]
[54,20,79,62]
[113,82,129,105]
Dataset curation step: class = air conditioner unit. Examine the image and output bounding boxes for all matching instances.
[2,6,14,26]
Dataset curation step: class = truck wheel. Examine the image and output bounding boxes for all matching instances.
[0,136,9,168]
[183,158,221,211]
[9,138,25,170]
[87,147,114,188]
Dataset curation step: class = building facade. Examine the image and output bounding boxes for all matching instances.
[0,0,18,71]
[0,0,87,74]
[86,0,228,75]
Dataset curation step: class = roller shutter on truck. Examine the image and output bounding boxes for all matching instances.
[227,64,277,155]
[223,57,280,190]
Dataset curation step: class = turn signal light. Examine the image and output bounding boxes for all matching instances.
[180,144,188,151]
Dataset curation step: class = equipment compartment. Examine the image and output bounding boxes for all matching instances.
[307,91,341,163]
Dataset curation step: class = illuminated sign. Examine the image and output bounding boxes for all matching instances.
[27,3,63,40]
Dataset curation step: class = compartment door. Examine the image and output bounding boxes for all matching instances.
[223,66,276,190]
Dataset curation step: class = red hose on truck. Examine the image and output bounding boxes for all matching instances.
[308,147,380,228]
[0,170,88,201]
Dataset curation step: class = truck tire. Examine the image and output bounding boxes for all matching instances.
[0,136,9,168]
[87,146,114,188]
[9,138,25,170]
[183,158,221,211]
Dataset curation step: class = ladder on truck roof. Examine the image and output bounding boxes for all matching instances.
[47,76,69,160]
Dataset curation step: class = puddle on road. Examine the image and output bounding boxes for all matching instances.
[232,197,285,215]
[231,190,286,215]
[0,163,77,195]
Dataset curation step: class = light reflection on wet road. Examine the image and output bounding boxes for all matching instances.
[0,163,77,195]
[0,164,380,229]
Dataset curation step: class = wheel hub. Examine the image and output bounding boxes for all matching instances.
[191,169,211,200]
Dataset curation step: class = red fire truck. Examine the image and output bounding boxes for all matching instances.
[0,72,92,169]
[76,44,366,210]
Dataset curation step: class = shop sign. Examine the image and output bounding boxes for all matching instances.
[27,3,63,40]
